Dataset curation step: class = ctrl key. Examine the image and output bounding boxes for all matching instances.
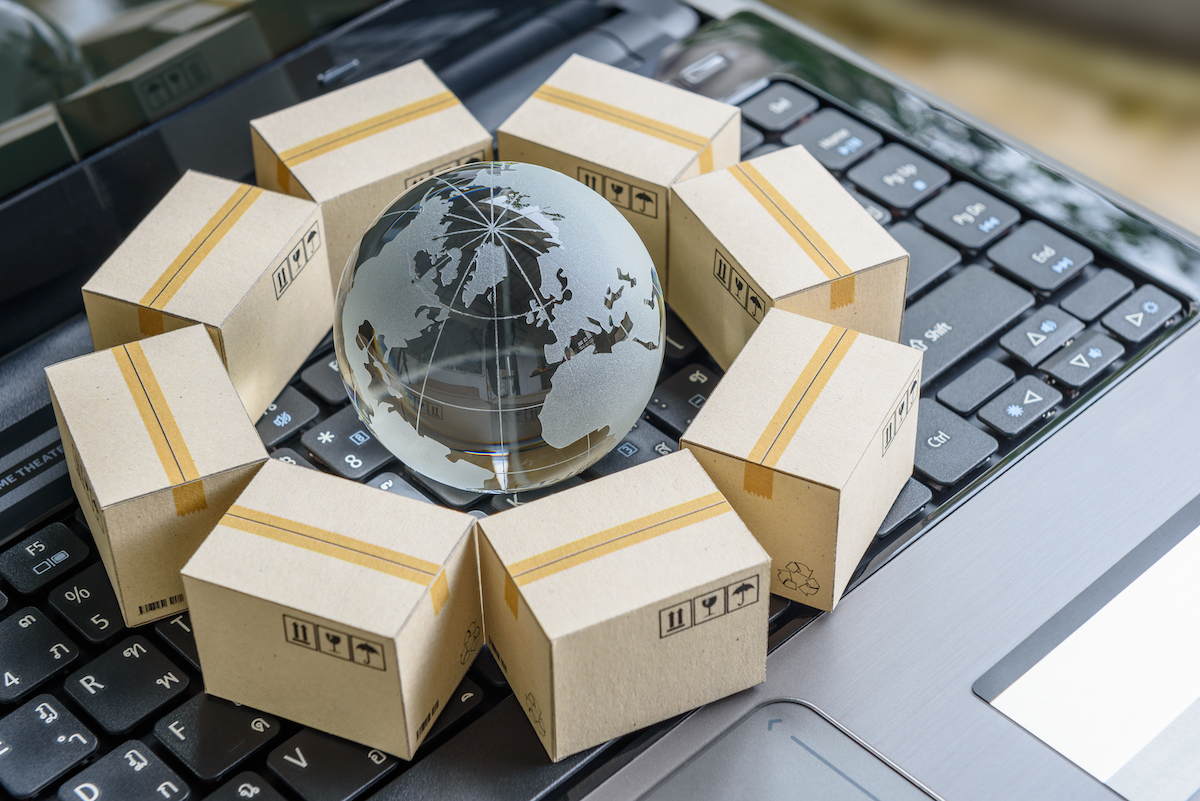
[0,694,96,799]
[58,740,190,800]
[914,400,998,488]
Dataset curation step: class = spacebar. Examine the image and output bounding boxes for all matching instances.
[368,695,615,801]
[900,265,1033,385]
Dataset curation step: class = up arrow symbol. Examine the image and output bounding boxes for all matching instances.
[1069,353,1090,368]
[1125,312,1144,327]
[1023,389,1043,405]
[1026,331,1046,346]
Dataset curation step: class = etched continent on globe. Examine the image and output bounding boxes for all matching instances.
[334,162,664,493]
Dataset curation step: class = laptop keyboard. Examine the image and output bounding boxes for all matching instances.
[0,15,1191,801]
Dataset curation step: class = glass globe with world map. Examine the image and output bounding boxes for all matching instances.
[334,162,664,493]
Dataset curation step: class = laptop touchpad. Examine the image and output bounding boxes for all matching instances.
[642,700,938,800]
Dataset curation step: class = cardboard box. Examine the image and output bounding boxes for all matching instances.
[681,310,922,611]
[45,325,268,627]
[0,104,76,198]
[181,459,481,759]
[58,13,271,156]
[251,60,492,291]
[668,145,909,369]
[477,450,769,762]
[497,54,741,278]
[82,170,332,419]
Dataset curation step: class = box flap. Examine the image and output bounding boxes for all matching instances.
[481,451,766,640]
[182,459,474,635]
[499,54,738,187]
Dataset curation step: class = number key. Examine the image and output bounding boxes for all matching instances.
[50,563,126,644]
[300,406,394,480]
[0,608,78,703]
[256,386,319,447]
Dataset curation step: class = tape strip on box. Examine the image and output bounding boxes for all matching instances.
[137,184,264,335]
[743,327,859,499]
[730,162,857,309]
[531,84,715,173]
[114,341,208,515]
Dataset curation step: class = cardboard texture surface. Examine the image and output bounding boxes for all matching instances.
[181,459,481,758]
[250,60,492,290]
[681,309,922,611]
[477,450,769,761]
[82,170,332,418]
[45,325,268,627]
[496,54,741,278]
[57,13,272,156]
[668,145,909,369]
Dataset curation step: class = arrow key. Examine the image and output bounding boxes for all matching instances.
[1102,285,1181,344]
[1041,331,1125,389]
[998,305,1083,368]
[978,377,1062,437]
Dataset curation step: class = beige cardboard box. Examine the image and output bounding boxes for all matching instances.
[681,310,921,611]
[0,104,76,198]
[82,170,332,419]
[477,450,769,762]
[497,54,741,279]
[251,60,492,291]
[45,325,268,627]
[668,145,909,369]
[181,459,481,758]
[58,13,272,156]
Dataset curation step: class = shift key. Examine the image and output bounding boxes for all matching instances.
[901,266,1033,385]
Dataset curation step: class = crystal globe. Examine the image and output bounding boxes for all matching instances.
[334,162,664,493]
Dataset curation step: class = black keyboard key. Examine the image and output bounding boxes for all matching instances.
[845,188,892,226]
[368,694,611,801]
[739,82,817,131]
[0,607,78,702]
[257,386,319,447]
[663,309,700,366]
[0,694,96,799]
[65,636,189,734]
[987,220,1093,292]
[469,645,507,689]
[901,265,1034,385]
[767,595,790,626]
[0,523,88,594]
[367,471,433,503]
[272,448,318,470]
[0,588,6,614]
[846,143,950,210]
[915,182,1019,250]
[887,221,961,298]
[207,772,287,801]
[267,729,397,801]
[586,419,677,479]
[58,740,190,801]
[426,677,484,742]
[914,400,998,487]
[645,364,719,438]
[489,476,584,514]
[936,358,1015,415]
[875,478,933,538]
[153,612,200,671]
[1041,331,1125,389]
[998,306,1084,368]
[155,695,280,782]
[978,376,1062,438]
[301,406,394,480]
[739,121,764,154]
[407,472,484,509]
[745,143,782,159]
[781,108,882,170]
[49,563,126,644]
[1102,285,1181,344]
[300,355,348,406]
[1059,267,1133,322]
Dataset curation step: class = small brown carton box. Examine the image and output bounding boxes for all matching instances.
[496,54,741,278]
[82,170,332,419]
[180,459,482,759]
[250,60,492,290]
[668,145,909,369]
[681,309,922,612]
[45,325,268,627]
[476,450,769,762]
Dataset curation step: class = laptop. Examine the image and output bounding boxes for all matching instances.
[0,0,1197,798]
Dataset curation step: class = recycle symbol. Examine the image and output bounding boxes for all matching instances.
[778,562,820,596]
[460,621,482,665]
[525,693,546,736]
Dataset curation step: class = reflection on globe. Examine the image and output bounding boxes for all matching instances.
[334,162,664,493]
